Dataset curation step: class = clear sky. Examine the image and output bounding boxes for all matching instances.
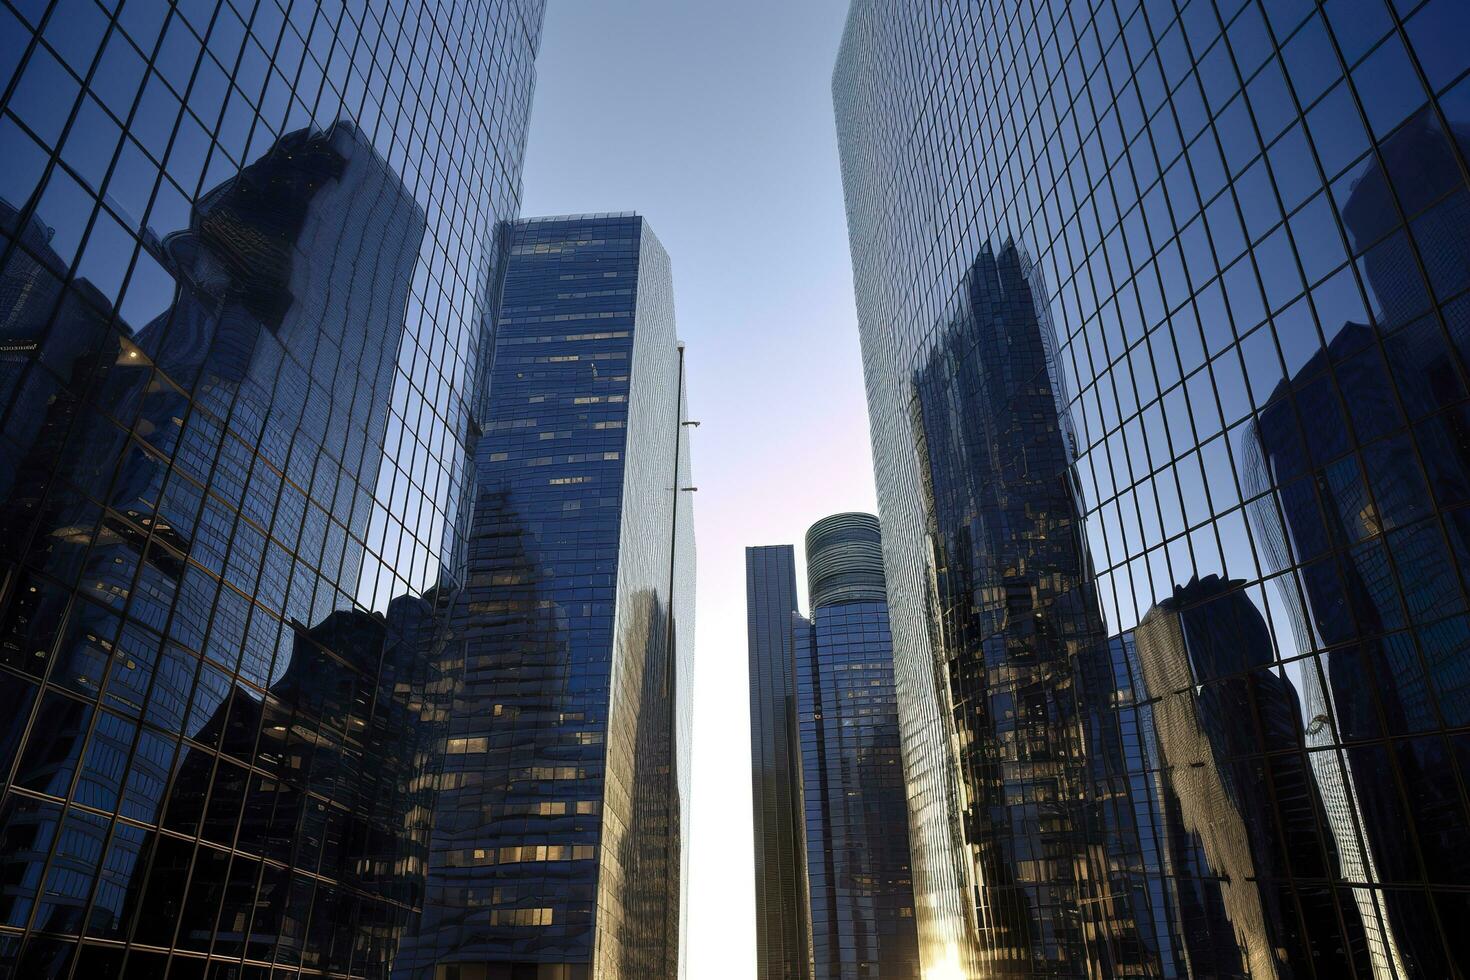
[519,1,874,975]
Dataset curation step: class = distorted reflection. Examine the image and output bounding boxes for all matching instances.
[835,1,1470,974]
[1135,574,1369,978]
[910,242,1157,976]
[1241,110,1470,977]
[0,117,456,975]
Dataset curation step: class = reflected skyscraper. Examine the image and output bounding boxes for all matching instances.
[0,0,545,974]
[747,513,919,980]
[122,590,450,972]
[1244,109,1470,978]
[836,0,1470,976]
[1135,575,1368,978]
[394,214,696,980]
[907,242,1157,976]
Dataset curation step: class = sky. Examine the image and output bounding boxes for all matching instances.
[519,1,875,975]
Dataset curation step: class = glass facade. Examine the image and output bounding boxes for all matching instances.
[797,514,919,980]
[746,543,811,980]
[393,214,694,980]
[0,0,543,975]
[835,0,1470,976]
[747,515,920,980]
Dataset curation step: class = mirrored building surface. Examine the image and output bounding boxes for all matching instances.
[835,0,1470,975]
[394,214,695,980]
[0,0,545,974]
[747,514,920,980]
[746,543,811,980]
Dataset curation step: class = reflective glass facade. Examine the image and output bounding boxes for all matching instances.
[0,0,543,974]
[395,214,694,980]
[835,0,1470,976]
[746,544,811,980]
[747,515,919,980]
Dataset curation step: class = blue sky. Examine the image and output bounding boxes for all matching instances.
[520,1,873,974]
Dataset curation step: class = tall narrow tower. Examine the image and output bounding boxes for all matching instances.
[400,214,695,980]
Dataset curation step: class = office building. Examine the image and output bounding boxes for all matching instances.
[0,0,545,974]
[395,214,696,980]
[748,514,919,980]
[747,543,810,980]
[836,0,1470,975]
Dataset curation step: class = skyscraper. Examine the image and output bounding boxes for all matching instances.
[747,514,919,980]
[394,213,696,980]
[747,544,810,980]
[836,0,1470,975]
[0,0,545,975]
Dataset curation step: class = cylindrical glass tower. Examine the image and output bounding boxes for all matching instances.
[804,511,886,610]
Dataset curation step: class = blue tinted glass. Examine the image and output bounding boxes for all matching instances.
[1247,56,1297,142]
[1325,0,1393,65]
[0,115,50,212]
[17,692,92,796]
[10,46,79,146]
[835,4,1470,974]
[1354,33,1429,136]
[1306,82,1370,178]
[1406,0,1470,92]
[1282,14,1342,106]
[0,2,550,969]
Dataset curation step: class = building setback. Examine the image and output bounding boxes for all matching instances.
[396,214,695,980]
[0,0,544,975]
[748,514,919,980]
[836,0,1470,976]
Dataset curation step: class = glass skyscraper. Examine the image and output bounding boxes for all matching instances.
[394,214,696,980]
[747,514,919,980]
[836,0,1470,976]
[0,0,544,975]
[747,543,810,980]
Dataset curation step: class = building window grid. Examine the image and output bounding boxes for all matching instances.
[839,0,1470,974]
[0,0,543,974]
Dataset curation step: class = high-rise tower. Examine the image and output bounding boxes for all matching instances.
[397,214,696,980]
[747,543,810,980]
[836,0,1470,975]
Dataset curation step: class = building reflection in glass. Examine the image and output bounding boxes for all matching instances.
[1135,574,1370,978]
[0,113,458,975]
[125,589,449,971]
[0,0,542,973]
[0,108,504,977]
[907,242,1160,976]
[836,1,1470,975]
[1242,108,1470,979]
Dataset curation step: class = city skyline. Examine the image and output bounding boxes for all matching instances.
[747,513,919,980]
[517,5,875,975]
[5,0,1470,977]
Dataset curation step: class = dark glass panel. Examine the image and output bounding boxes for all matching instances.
[16,690,91,797]
[0,793,61,927]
